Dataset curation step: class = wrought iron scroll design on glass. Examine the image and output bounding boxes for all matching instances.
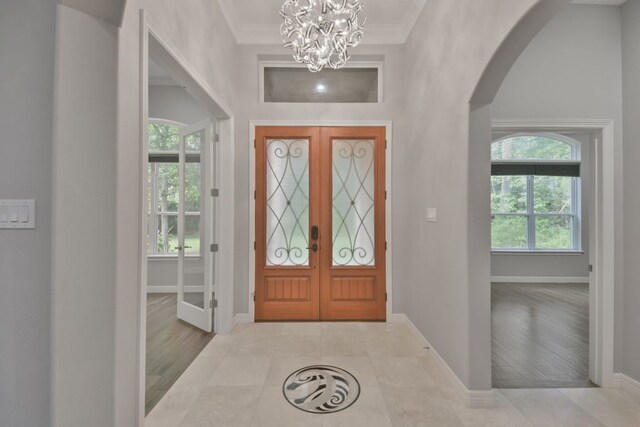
[332,139,375,266]
[266,139,310,266]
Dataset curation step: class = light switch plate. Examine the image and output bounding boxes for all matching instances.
[427,208,437,223]
[0,200,35,229]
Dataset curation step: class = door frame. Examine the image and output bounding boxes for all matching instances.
[491,119,616,388]
[248,120,393,322]
[136,11,236,425]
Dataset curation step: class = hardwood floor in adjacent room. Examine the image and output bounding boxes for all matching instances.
[491,283,594,389]
[145,293,214,414]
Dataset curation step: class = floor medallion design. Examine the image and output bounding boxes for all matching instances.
[283,365,361,414]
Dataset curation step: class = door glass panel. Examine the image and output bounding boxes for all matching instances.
[332,139,375,266]
[182,130,205,309]
[266,139,310,266]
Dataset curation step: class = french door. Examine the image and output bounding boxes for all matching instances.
[255,126,386,321]
[176,119,216,332]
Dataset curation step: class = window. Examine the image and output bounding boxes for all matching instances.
[491,134,581,251]
[261,62,382,103]
[147,121,202,256]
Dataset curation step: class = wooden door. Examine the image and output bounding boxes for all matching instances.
[255,127,321,320]
[319,127,386,320]
[255,126,386,321]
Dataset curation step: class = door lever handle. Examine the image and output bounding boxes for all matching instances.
[307,243,318,252]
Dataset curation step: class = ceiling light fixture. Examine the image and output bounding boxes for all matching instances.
[280,0,366,72]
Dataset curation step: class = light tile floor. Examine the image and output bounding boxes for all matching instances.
[146,322,640,427]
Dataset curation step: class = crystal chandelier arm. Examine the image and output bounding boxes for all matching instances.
[280,0,365,71]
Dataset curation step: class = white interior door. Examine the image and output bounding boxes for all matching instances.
[177,119,216,332]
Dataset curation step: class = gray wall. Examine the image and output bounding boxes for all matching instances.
[51,5,118,427]
[622,0,640,382]
[397,0,569,390]
[492,5,623,280]
[0,1,56,426]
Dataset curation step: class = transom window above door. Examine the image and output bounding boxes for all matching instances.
[491,134,582,252]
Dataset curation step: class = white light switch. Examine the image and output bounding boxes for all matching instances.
[20,205,30,222]
[9,207,18,222]
[427,208,437,223]
[0,200,35,229]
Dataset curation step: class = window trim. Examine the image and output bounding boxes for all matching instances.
[490,133,582,252]
[258,60,384,104]
[147,118,204,258]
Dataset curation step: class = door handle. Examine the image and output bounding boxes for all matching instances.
[174,245,183,251]
[307,243,318,252]
[311,225,319,240]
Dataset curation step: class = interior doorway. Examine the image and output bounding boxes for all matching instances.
[138,15,236,420]
[488,121,615,389]
[254,126,387,321]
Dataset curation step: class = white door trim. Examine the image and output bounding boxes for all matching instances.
[492,119,615,387]
[248,120,393,323]
[136,10,235,426]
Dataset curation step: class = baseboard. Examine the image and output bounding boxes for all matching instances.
[393,313,495,408]
[233,313,252,325]
[612,373,640,399]
[490,276,589,284]
[147,285,205,293]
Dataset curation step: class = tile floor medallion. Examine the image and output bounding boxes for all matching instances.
[283,365,360,414]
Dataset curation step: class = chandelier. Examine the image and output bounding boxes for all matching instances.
[280,0,366,72]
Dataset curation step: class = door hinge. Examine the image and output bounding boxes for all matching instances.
[385,190,387,200]
[589,264,593,273]
[252,292,256,302]
[214,133,220,143]
[254,241,256,250]
[210,243,219,253]
[211,188,219,197]
[385,292,388,302]
[385,140,387,149]
[385,241,388,251]
[254,139,256,149]
[254,190,256,200]
[210,299,218,309]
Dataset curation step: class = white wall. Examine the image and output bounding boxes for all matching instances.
[492,4,625,370]
[51,5,118,427]
[232,45,405,315]
[0,1,57,426]
[116,1,239,424]
[148,85,209,125]
[622,0,640,382]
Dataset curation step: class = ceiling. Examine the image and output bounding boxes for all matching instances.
[217,1,627,45]
[217,0,428,45]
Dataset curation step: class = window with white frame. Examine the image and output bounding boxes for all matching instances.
[491,134,581,251]
[147,120,202,256]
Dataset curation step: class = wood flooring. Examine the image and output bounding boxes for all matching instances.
[145,293,214,414]
[491,283,594,389]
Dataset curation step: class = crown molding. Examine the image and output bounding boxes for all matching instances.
[216,0,427,45]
